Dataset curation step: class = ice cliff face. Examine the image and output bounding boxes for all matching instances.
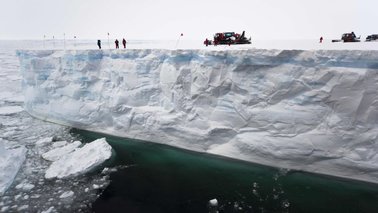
[17,49,378,183]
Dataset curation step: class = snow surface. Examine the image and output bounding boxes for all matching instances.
[44,138,112,179]
[17,48,378,183]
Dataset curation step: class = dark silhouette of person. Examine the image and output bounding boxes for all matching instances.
[320,36,323,43]
[204,38,209,46]
[122,38,126,48]
[97,40,101,49]
[115,39,119,49]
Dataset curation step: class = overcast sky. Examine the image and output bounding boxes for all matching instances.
[1,0,375,40]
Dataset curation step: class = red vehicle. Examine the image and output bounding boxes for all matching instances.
[204,31,251,46]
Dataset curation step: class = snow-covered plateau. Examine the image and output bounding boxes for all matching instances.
[17,48,378,184]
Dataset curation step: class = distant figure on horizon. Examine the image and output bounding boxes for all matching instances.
[204,38,209,46]
[320,36,323,43]
[97,40,101,49]
[122,38,127,49]
[115,39,119,49]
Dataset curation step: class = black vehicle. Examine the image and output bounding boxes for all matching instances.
[204,31,251,46]
[332,32,360,42]
[365,34,378,42]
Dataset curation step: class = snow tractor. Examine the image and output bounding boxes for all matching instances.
[204,31,251,46]
[332,32,360,42]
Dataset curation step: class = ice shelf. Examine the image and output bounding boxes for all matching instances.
[17,48,378,184]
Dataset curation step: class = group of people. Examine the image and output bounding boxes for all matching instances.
[97,38,127,49]
[115,38,127,49]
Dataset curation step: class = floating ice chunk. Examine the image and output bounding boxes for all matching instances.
[30,194,41,199]
[14,194,22,200]
[101,167,118,175]
[17,205,28,211]
[6,95,24,103]
[1,206,10,212]
[0,143,27,196]
[59,191,74,199]
[15,182,35,191]
[42,141,82,161]
[0,106,23,115]
[45,138,112,179]
[209,198,218,206]
[208,198,219,213]
[36,137,54,147]
[41,206,55,213]
[0,92,24,103]
[51,141,68,148]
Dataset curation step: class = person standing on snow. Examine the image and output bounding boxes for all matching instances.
[204,38,209,46]
[319,36,323,43]
[122,38,127,49]
[115,39,119,49]
[97,40,101,49]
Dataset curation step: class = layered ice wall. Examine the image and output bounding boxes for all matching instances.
[17,49,378,183]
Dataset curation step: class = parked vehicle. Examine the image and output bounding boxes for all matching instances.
[332,32,360,42]
[204,31,251,46]
[365,34,378,42]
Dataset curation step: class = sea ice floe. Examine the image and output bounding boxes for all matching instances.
[36,137,54,147]
[209,198,218,206]
[59,191,74,199]
[15,182,35,191]
[0,106,23,115]
[0,142,27,196]
[44,138,112,179]
[42,141,81,161]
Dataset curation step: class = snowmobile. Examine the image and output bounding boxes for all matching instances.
[204,31,251,46]
[332,32,360,42]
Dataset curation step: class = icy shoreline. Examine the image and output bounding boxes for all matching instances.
[17,48,378,184]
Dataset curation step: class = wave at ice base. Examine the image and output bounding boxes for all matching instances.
[17,49,378,184]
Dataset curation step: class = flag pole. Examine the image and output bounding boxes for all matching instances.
[175,33,183,49]
[107,32,110,49]
[63,33,66,50]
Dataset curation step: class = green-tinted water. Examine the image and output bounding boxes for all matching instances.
[71,129,378,213]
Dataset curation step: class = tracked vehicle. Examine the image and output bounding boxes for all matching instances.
[204,31,251,46]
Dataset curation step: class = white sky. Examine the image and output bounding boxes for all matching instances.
[0,0,376,40]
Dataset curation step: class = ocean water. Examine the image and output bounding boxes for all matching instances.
[1,40,378,212]
[73,129,378,213]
